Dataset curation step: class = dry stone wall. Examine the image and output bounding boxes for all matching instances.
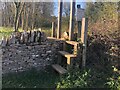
[1,31,64,74]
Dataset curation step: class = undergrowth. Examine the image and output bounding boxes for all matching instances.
[56,66,120,89]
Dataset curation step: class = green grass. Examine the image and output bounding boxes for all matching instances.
[0,27,13,39]
[42,29,52,37]
[2,66,60,88]
[0,27,52,40]
[0,27,23,39]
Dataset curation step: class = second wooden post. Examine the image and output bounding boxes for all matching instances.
[69,0,75,41]
[52,22,56,37]
[57,0,63,39]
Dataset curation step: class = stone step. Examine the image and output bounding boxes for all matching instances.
[58,51,76,58]
[52,64,67,74]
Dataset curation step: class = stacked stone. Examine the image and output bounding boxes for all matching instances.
[1,30,46,47]
[20,30,43,45]
[1,36,7,47]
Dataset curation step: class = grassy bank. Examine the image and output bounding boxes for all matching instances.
[2,66,60,88]
[2,66,120,89]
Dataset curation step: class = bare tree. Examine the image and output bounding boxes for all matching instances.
[21,5,25,30]
[63,2,70,17]
[31,2,35,30]
[63,2,70,30]
[1,2,55,30]
[14,2,25,32]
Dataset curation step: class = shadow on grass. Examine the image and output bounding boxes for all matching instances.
[2,66,60,88]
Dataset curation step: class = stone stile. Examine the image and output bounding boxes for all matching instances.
[31,30,34,43]
[1,36,7,47]
[20,32,25,44]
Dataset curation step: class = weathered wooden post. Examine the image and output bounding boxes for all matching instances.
[69,0,75,41]
[81,18,88,68]
[76,5,85,40]
[52,22,56,37]
[57,0,63,39]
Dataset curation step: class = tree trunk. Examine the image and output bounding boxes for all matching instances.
[14,7,19,32]
[22,7,25,30]
[32,3,35,30]
[25,8,29,31]
[14,2,24,32]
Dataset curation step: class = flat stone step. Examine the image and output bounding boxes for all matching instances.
[52,64,67,74]
[66,41,79,46]
[58,51,77,58]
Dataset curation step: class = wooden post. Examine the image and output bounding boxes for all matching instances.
[69,0,75,41]
[63,41,66,51]
[77,21,82,39]
[52,22,56,37]
[81,18,88,68]
[67,57,74,70]
[74,44,78,55]
[57,0,63,39]
[76,4,85,40]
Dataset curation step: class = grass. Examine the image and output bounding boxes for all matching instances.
[2,66,60,88]
[0,27,24,39]
[0,27,13,39]
[42,29,52,37]
[0,27,52,40]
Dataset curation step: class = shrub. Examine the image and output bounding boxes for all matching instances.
[105,67,120,90]
[57,68,92,88]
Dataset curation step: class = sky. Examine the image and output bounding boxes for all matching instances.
[53,0,87,16]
